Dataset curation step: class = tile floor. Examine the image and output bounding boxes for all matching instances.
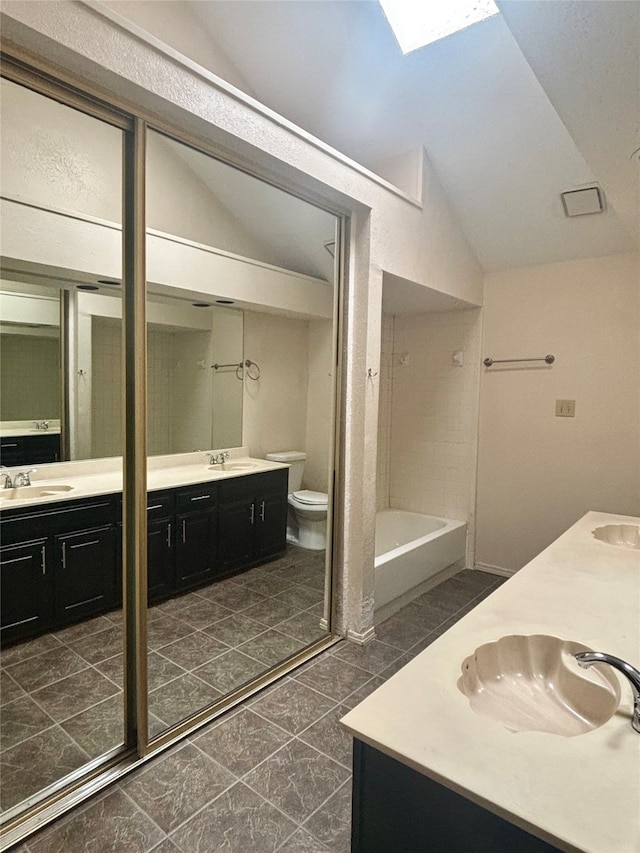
[0,546,328,813]
[5,569,505,852]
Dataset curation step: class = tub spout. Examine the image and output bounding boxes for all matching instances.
[575,651,640,734]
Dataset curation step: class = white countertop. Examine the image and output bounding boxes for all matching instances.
[1,419,61,438]
[0,448,287,510]
[341,511,640,853]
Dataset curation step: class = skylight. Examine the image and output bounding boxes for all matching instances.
[379,0,499,54]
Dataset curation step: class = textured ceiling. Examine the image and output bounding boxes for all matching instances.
[187,0,639,272]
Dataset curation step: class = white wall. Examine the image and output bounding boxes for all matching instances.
[476,252,640,572]
[378,308,482,563]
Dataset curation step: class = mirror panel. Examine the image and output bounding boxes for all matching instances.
[0,79,125,817]
[144,130,337,735]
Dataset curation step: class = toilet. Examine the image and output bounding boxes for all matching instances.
[265,451,328,550]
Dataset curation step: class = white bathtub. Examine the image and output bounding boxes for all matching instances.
[375,509,467,617]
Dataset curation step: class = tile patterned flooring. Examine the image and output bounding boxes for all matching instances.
[1,546,328,814]
[5,568,505,852]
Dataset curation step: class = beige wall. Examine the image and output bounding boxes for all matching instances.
[0,334,60,420]
[304,318,334,493]
[242,311,308,461]
[242,312,334,494]
[476,252,640,572]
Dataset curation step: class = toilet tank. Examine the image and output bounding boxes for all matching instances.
[265,451,306,493]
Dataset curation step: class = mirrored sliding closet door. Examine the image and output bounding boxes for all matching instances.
[144,130,339,737]
[0,76,126,818]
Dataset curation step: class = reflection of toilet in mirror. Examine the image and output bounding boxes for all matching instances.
[265,451,327,550]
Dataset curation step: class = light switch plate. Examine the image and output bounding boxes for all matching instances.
[555,399,576,417]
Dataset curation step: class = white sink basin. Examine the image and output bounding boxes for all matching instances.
[0,484,74,502]
[207,461,257,473]
[458,634,621,737]
[592,524,640,550]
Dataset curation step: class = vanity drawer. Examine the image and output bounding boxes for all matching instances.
[175,483,218,512]
[0,496,120,544]
[146,491,174,519]
[219,469,287,503]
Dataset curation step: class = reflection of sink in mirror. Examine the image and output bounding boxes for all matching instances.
[209,462,257,472]
[0,484,74,501]
[592,524,640,550]
[458,634,621,737]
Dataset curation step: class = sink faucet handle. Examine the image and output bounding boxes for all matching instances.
[13,468,37,487]
[575,651,640,734]
[0,466,13,489]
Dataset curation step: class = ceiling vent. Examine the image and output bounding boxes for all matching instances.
[561,187,604,217]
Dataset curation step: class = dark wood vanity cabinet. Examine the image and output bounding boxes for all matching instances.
[146,492,175,603]
[0,496,120,644]
[174,484,219,591]
[0,433,61,466]
[351,740,561,853]
[0,537,52,644]
[54,525,118,625]
[0,469,288,644]
[217,469,287,574]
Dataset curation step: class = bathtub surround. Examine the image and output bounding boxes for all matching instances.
[477,253,640,572]
[374,510,467,622]
[377,307,482,567]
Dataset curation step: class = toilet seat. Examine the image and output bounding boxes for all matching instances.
[292,489,327,506]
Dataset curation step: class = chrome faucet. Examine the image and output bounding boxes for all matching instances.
[13,469,37,487]
[0,467,13,489]
[207,451,230,465]
[575,651,640,733]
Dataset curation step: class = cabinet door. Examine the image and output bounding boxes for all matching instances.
[0,438,24,467]
[147,517,174,603]
[254,492,288,561]
[175,508,218,590]
[217,500,254,574]
[0,538,52,644]
[54,525,118,624]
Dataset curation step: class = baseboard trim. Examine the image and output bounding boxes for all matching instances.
[474,562,515,578]
[345,626,377,646]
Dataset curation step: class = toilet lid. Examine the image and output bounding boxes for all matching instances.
[292,490,327,505]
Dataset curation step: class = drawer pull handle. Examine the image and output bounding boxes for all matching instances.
[1,555,32,565]
[250,503,255,525]
[62,541,66,569]
[147,504,163,511]
[182,519,186,543]
[1,443,18,448]
[190,494,211,502]
[166,522,171,548]
[260,500,265,522]
[70,539,100,549]
[41,545,46,575]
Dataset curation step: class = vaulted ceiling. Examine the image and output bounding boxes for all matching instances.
[183,0,639,272]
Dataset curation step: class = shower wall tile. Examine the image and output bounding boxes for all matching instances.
[381,308,481,564]
[376,314,394,512]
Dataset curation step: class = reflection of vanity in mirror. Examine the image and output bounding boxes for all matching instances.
[0,74,340,820]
